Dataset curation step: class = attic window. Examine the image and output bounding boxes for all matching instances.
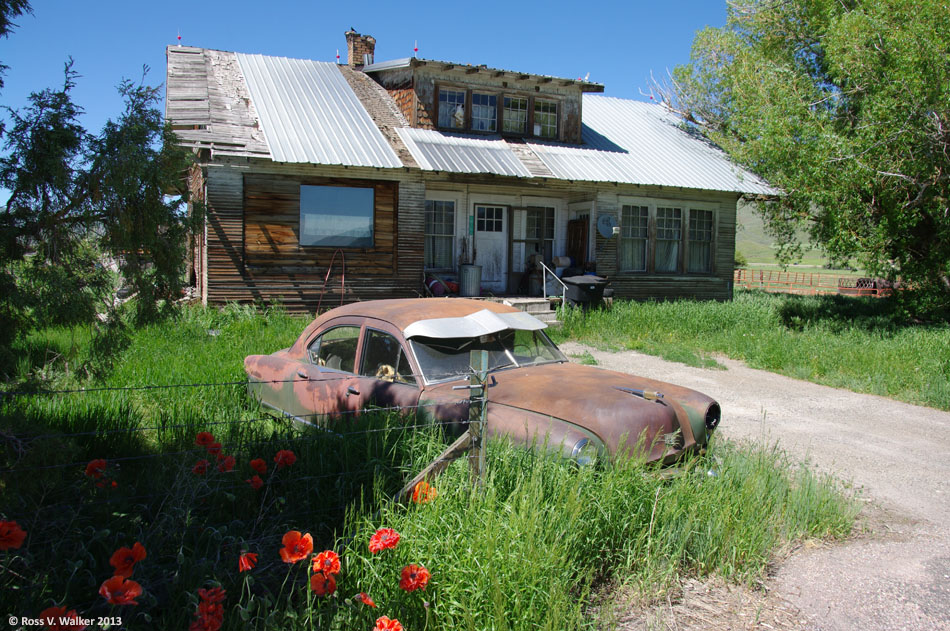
[471,93,497,132]
[533,100,558,138]
[503,97,527,134]
[299,185,374,248]
[438,89,466,129]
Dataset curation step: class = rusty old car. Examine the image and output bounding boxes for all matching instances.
[244,299,720,464]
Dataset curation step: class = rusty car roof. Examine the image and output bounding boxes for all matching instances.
[298,298,522,339]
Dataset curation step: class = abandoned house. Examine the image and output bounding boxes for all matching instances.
[165,30,774,311]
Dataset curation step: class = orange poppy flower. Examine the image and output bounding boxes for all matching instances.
[238,552,257,572]
[98,575,142,606]
[412,481,437,504]
[274,450,296,469]
[358,592,377,608]
[309,572,336,596]
[0,519,27,550]
[249,458,267,474]
[312,550,340,576]
[195,432,215,447]
[399,564,431,592]
[278,530,313,563]
[192,459,210,475]
[206,443,222,457]
[216,455,235,473]
[84,459,106,479]
[109,541,146,578]
[39,605,86,630]
[246,475,263,490]
[368,528,400,554]
[374,616,403,631]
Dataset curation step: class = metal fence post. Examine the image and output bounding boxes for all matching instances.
[468,349,488,491]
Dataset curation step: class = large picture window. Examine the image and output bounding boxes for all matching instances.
[425,200,455,270]
[300,185,374,248]
[620,205,648,272]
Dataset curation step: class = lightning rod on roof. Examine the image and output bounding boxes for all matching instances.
[414,40,418,58]
[177,29,181,46]
[336,49,340,64]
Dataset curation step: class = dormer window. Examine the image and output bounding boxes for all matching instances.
[503,97,528,134]
[471,93,497,132]
[533,99,558,139]
[438,89,466,129]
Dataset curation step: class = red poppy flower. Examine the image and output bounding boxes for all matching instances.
[206,443,222,457]
[399,564,431,592]
[312,550,340,576]
[192,459,210,475]
[84,459,106,479]
[374,616,403,631]
[197,586,226,603]
[279,530,313,563]
[216,455,235,473]
[358,592,377,608]
[0,519,27,551]
[249,458,267,474]
[274,450,296,469]
[309,572,336,596]
[368,528,400,554]
[238,552,258,572]
[195,432,215,447]
[39,606,86,630]
[98,575,142,606]
[246,475,263,490]
[109,541,146,578]
[191,587,225,631]
[412,480,437,504]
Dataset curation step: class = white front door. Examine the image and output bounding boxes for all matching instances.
[474,205,508,293]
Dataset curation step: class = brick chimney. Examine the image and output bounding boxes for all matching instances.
[345,29,376,68]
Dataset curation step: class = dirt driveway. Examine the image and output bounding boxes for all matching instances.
[558,342,950,631]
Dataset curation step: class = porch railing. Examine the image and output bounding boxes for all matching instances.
[538,260,568,303]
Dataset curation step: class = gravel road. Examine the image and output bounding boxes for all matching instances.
[558,342,950,631]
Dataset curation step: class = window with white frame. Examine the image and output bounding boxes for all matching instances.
[688,209,714,273]
[655,207,683,273]
[424,200,455,270]
[620,205,648,272]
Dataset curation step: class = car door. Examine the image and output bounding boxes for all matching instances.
[289,322,365,424]
[347,324,422,416]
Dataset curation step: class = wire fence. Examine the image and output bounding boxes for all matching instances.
[734,268,894,297]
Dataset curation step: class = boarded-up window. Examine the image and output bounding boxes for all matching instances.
[688,209,714,273]
[620,205,648,272]
[425,200,455,270]
[300,185,374,248]
[655,207,682,273]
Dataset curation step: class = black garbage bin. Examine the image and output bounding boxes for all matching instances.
[562,275,609,306]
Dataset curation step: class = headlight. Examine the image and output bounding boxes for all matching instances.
[571,438,599,466]
[705,403,721,431]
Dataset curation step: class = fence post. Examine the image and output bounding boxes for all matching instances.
[468,350,488,491]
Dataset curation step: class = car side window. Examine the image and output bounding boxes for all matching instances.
[307,326,360,373]
[359,329,417,386]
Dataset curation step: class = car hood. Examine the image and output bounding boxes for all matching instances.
[439,361,714,460]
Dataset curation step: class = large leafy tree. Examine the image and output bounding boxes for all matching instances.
[661,0,950,313]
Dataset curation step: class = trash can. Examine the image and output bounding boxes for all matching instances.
[459,264,482,297]
[562,275,609,306]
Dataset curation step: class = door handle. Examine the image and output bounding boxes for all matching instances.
[296,370,308,380]
[346,386,360,396]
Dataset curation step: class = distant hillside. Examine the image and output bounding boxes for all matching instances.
[736,201,837,268]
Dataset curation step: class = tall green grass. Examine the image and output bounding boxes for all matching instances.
[0,303,860,630]
[551,291,950,410]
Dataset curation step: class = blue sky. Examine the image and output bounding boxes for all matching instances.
[0,0,726,135]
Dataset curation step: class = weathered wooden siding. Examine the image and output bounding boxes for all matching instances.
[202,160,423,311]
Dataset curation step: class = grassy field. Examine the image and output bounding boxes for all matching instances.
[0,304,858,630]
[552,291,950,411]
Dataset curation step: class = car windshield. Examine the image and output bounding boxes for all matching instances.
[408,329,566,383]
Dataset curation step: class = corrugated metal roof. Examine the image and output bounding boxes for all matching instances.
[396,128,533,177]
[236,53,403,168]
[528,96,775,195]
